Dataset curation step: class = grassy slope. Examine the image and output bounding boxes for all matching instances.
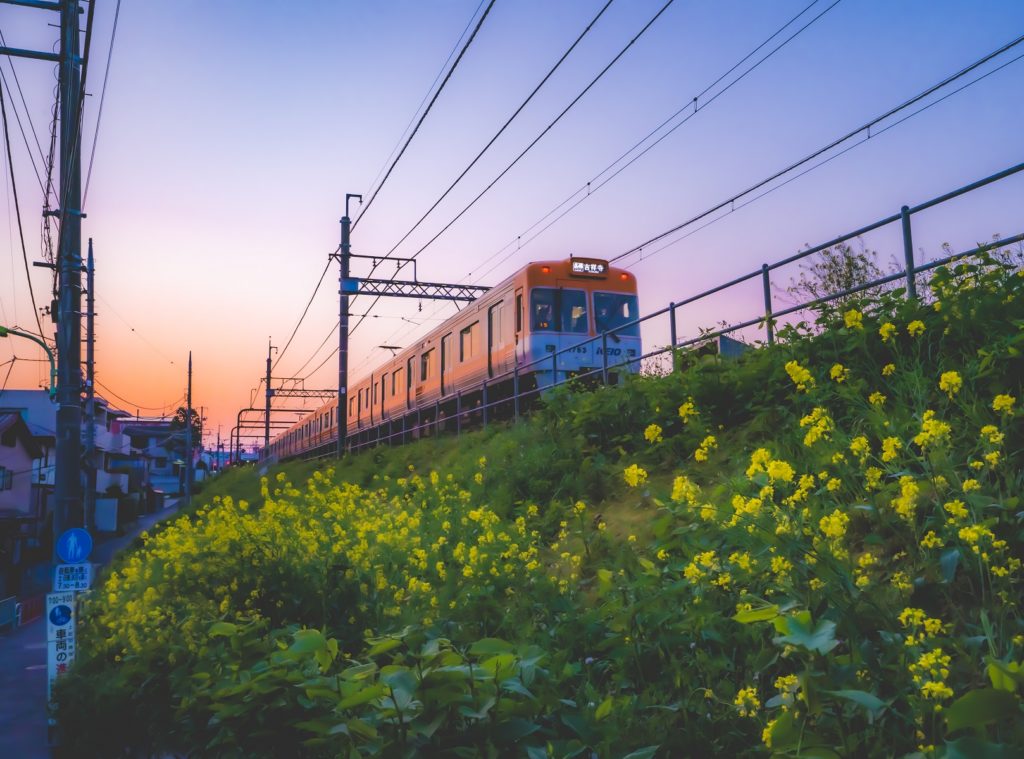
[62,257,1024,757]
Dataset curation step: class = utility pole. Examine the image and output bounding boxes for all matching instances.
[84,239,95,530]
[264,339,276,448]
[0,0,90,555]
[185,351,193,506]
[337,193,360,459]
[54,0,85,552]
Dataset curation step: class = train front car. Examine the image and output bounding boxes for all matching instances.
[521,258,641,387]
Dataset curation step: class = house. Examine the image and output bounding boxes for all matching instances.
[0,413,43,596]
[120,418,186,495]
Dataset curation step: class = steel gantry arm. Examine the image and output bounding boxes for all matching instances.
[345,276,489,303]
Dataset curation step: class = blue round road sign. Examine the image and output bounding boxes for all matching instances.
[56,528,93,563]
[49,604,72,626]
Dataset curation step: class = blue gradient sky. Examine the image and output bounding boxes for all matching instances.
[1,0,1022,442]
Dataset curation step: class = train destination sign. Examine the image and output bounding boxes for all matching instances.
[570,258,608,277]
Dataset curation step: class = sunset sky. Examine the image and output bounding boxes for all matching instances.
[2,0,1022,448]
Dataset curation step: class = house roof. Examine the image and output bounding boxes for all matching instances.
[0,412,42,458]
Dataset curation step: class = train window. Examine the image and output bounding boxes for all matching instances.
[459,322,479,361]
[531,288,557,331]
[420,349,434,381]
[407,358,414,390]
[594,292,641,337]
[562,289,588,333]
[374,381,379,405]
[515,293,523,332]
[531,288,587,333]
[392,369,401,396]
[349,397,355,417]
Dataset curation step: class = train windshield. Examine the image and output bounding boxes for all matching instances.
[531,288,588,333]
[594,292,640,337]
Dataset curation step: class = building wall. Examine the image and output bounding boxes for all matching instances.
[0,440,35,516]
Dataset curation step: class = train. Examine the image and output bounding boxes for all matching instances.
[263,257,642,462]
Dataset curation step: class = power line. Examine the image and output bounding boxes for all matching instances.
[272,254,334,372]
[399,0,676,267]
[352,0,499,231]
[94,379,184,414]
[0,66,45,195]
[623,49,1024,267]
[363,0,489,202]
[96,293,177,365]
[83,0,123,207]
[380,0,617,261]
[0,77,46,340]
[611,31,1024,264]
[345,0,676,340]
[0,32,47,170]
[460,0,841,288]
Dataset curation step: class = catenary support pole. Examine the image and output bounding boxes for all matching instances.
[338,193,361,458]
[185,351,193,506]
[901,205,917,299]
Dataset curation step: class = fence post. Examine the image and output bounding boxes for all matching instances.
[482,382,488,429]
[513,364,520,422]
[761,264,774,345]
[434,400,440,436]
[669,302,678,372]
[456,392,461,436]
[901,205,917,299]
[551,353,557,389]
[601,333,609,385]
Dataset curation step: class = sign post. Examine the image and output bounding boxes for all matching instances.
[48,528,92,707]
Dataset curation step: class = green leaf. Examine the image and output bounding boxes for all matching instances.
[340,661,378,681]
[289,629,326,654]
[765,710,798,750]
[366,636,403,657]
[986,659,1023,693]
[944,736,1014,759]
[773,614,838,655]
[337,682,387,710]
[468,637,514,656]
[733,604,779,624]
[208,622,237,637]
[595,696,613,720]
[823,689,886,714]
[945,688,1019,732]
[493,717,541,742]
[940,548,961,583]
[620,747,659,759]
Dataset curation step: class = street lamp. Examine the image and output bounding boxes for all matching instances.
[0,326,56,400]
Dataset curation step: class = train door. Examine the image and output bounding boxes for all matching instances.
[406,357,414,409]
[441,333,453,395]
[488,300,505,378]
[514,287,524,365]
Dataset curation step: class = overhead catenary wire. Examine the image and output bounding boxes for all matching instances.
[611,30,1024,264]
[398,0,677,266]
[379,0,617,261]
[345,0,677,343]
[622,48,1024,267]
[352,0,499,232]
[363,0,489,202]
[0,67,46,195]
[271,255,335,372]
[459,0,842,288]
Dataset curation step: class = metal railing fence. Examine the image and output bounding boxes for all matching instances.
[284,161,1023,461]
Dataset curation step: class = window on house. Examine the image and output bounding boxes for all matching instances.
[0,466,12,490]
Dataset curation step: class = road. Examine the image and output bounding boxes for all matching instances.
[0,500,182,759]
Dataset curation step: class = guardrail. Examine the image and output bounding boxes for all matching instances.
[295,161,1023,459]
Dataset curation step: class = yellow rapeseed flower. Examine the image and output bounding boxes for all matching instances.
[734,686,761,717]
[644,423,663,444]
[913,410,951,449]
[694,435,718,462]
[879,322,896,342]
[844,309,864,330]
[938,371,962,398]
[882,363,896,376]
[623,464,648,488]
[819,508,849,539]
[881,436,902,462]
[784,360,815,392]
[830,363,849,383]
[869,391,887,406]
[678,398,698,423]
[992,394,1016,415]
[907,320,926,337]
